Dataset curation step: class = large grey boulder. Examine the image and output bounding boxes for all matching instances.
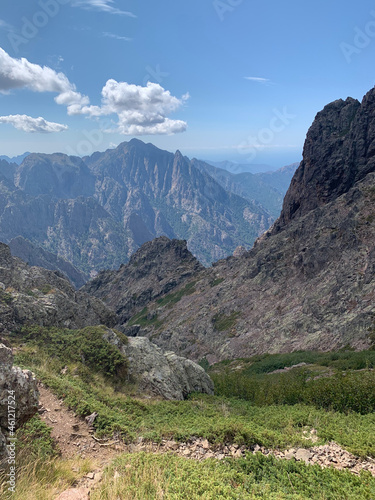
[103,330,214,400]
[0,343,38,464]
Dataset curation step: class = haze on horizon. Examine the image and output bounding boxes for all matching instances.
[0,0,374,168]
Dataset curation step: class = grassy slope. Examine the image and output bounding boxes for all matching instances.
[1,328,375,499]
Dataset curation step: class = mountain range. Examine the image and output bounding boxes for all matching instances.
[84,87,375,363]
[0,87,374,366]
[0,141,295,278]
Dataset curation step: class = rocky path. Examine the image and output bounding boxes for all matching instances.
[126,436,375,476]
[37,385,375,499]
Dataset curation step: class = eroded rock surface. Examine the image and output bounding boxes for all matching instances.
[104,330,214,400]
[0,242,116,333]
[0,343,38,463]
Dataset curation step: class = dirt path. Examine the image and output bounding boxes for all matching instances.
[38,383,375,499]
[38,382,127,463]
[38,382,128,499]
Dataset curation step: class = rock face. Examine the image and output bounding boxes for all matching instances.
[0,343,38,463]
[85,87,375,363]
[275,90,375,231]
[83,237,204,325]
[103,330,214,400]
[0,242,116,333]
[9,236,88,289]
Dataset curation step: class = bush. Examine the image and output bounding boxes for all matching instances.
[212,365,375,414]
[21,325,128,380]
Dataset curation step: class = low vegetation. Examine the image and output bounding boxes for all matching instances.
[156,280,197,308]
[3,329,375,498]
[0,415,93,500]
[210,350,375,414]
[212,311,240,331]
[92,452,375,500]
[21,325,128,381]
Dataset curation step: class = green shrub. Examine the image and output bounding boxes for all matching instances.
[92,451,375,500]
[212,365,375,414]
[21,325,128,380]
[16,415,57,459]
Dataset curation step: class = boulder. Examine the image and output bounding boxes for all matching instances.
[0,343,38,464]
[103,330,214,400]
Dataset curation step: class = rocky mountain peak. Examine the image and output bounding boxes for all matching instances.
[128,236,201,269]
[15,152,95,199]
[273,87,375,232]
[83,237,204,325]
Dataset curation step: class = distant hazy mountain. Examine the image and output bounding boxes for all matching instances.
[206,160,274,174]
[192,159,298,218]
[0,152,31,165]
[84,139,273,264]
[0,139,275,274]
[256,163,299,193]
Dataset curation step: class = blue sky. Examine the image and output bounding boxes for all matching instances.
[0,0,374,167]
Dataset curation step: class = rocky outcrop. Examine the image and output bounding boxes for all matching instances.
[0,343,38,463]
[233,246,247,257]
[0,242,116,333]
[83,237,204,324]
[275,88,375,232]
[103,329,213,400]
[9,236,88,289]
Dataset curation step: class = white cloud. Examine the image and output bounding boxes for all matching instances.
[103,32,132,41]
[72,80,189,135]
[55,90,90,107]
[0,47,89,111]
[71,0,136,17]
[0,48,188,136]
[244,77,272,84]
[0,115,68,133]
[0,47,72,93]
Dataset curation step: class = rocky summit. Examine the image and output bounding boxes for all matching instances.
[83,236,203,326]
[84,87,375,364]
[0,139,277,277]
